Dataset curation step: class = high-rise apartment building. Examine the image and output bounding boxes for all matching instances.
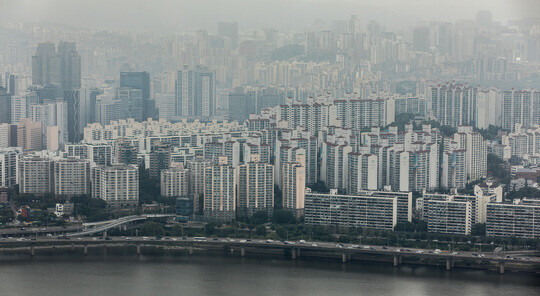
[347,153,378,193]
[204,156,236,221]
[281,152,306,217]
[187,156,212,214]
[486,198,539,239]
[305,189,398,230]
[160,165,190,197]
[429,83,478,127]
[54,158,91,197]
[176,65,215,118]
[19,156,54,195]
[501,90,540,131]
[149,141,172,179]
[16,119,42,151]
[114,138,138,165]
[0,148,20,188]
[453,126,487,182]
[92,165,139,208]
[237,154,274,217]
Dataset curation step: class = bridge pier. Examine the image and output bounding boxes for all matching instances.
[241,247,245,257]
[393,255,399,267]
[342,253,347,263]
[189,246,193,255]
[103,230,107,238]
[446,258,452,270]
[296,248,300,257]
[230,248,234,254]
[499,261,505,274]
[291,248,297,260]
[84,245,88,255]
[137,244,141,255]
[30,245,35,256]
[71,243,75,252]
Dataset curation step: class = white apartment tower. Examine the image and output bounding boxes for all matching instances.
[204,156,236,221]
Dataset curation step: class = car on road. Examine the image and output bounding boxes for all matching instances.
[299,240,306,244]
[311,243,318,247]
[240,240,247,243]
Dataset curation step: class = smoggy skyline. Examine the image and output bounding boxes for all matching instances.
[1,0,539,32]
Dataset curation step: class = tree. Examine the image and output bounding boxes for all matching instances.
[471,223,486,236]
[506,187,540,200]
[275,225,287,239]
[255,224,267,236]
[250,211,269,225]
[169,225,183,236]
[140,221,165,236]
[272,209,297,224]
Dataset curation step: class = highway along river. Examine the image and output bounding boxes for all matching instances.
[0,250,538,296]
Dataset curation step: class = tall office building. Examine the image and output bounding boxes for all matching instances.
[0,87,11,124]
[117,87,143,122]
[120,71,155,120]
[19,156,54,195]
[228,87,257,122]
[58,42,81,91]
[54,158,91,197]
[204,156,236,221]
[0,148,20,188]
[237,154,274,217]
[413,26,430,52]
[57,42,81,143]
[218,22,238,50]
[92,165,139,208]
[175,65,215,118]
[32,42,60,86]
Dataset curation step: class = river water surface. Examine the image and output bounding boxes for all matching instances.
[0,252,538,296]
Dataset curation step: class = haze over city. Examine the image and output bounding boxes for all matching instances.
[1,0,539,31]
[0,0,539,295]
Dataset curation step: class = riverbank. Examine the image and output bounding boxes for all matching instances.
[1,240,539,275]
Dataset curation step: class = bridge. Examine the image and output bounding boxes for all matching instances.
[0,236,538,274]
[67,214,176,237]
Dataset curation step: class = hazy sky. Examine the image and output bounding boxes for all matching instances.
[1,0,539,32]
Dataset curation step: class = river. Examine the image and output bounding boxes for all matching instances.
[0,252,538,296]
